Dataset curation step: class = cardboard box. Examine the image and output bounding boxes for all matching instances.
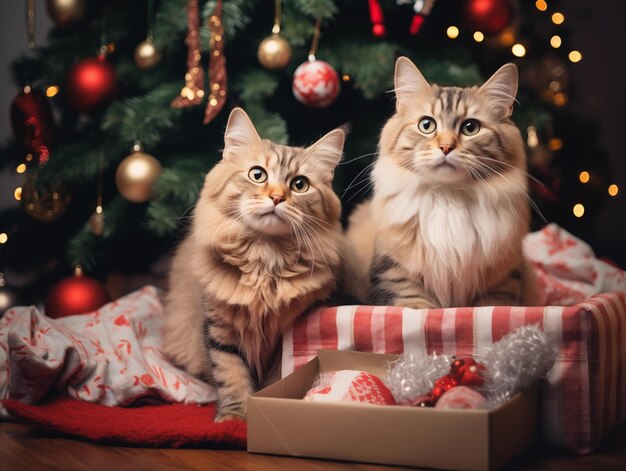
[248,350,538,471]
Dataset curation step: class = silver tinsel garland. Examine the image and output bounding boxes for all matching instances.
[385,325,559,408]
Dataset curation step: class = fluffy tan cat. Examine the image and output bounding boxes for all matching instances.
[345,57,537,308]
[163,108,344,421]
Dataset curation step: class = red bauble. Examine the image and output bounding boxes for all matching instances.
[431,374,458,399]
[292,59,340,108]
[464,0,513,35]
[45,268,111,318]
[10,89,55,164]
[450,358,486,388]
[65,56,117,114]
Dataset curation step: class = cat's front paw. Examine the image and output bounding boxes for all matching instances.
[214,408,246,423]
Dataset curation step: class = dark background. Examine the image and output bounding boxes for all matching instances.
[1,0,624,267]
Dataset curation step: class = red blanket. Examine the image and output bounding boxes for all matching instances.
[1,396,246,448]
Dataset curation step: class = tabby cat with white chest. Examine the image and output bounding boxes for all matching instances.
[163,108,345,421]
[345,57,537,309]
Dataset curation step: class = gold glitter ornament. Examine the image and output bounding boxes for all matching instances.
[134,37,161,69]
[258,34,291,70]
[258,0,290,70]
[115,143,162,203]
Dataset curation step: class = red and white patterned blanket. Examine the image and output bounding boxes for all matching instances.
[0,286,215,415]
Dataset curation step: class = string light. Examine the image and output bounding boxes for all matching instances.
[46,85,59,97]
[579,171,590,183]
[473,31,484,43]
[512,43,526,57]
[16,164,27,174]
[608,184,619,197]
[342,74,350,82]
[500,28,515,46]
[14,187,22,201]
[548,138,563,151]
[550,35,562,48]
[447,26,459,39]
[535,0,548,11]
[552,12,565,25]
[25,153,33,162]
[0,233,7,244]
[569,50,583,63]
[553,92,568,106]
[573,204,585,218]
[527,126,539,148]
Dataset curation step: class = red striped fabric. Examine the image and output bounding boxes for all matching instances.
[282,291,626,454]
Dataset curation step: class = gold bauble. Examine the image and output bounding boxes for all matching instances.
[134,38,162,69]
[115,151,162,203]
[46,0,86,28]
[257,34,292,70]
[21,177,70,222]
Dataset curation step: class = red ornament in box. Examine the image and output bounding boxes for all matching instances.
[292,59,340,108]
[464,0,513,35]
[45,266,111,318]
[65,56,117,114]
[10,88,55,164]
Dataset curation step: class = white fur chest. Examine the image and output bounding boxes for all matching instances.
[372,165,525,306]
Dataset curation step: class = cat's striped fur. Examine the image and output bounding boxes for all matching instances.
[163,108,344,421]
[345,57,538,308]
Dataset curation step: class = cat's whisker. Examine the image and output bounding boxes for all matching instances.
[344,180,375,204]
[338,151,378,166]
[340,162,375,199]
[473,155,547,189]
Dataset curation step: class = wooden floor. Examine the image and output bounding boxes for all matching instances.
[1,422,625,471]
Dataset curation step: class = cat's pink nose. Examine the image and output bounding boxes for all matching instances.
[439,144,455,155]
[270,195,285,206]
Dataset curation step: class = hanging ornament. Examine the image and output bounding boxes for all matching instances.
[134,0,161,69]
[89,159,105,236]
[258,0,291,70]
[172,0,205,108]
[409,0,437,35]
[0,272,22,317]
[368,0,386,37]
[45,0,86,28]
[115,142,162,203]
[45,266,111,319]
[203,0,227,124]
[65,54,117,114]
[21,175,70,222]
[10,86,55,165]
[464,0,513,36]
[27,0,36,49]
[292,19,340,108]
[134,37,161,70]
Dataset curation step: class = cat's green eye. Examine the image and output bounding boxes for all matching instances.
[461,119,481,136]
[290,176,309,193]
[248,166,268,183]
[418,117,437,134]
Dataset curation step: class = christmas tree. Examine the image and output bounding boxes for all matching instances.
[0,0,614,307]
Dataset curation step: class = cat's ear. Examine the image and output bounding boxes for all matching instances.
[223,107,262,161]
[478,63,518,118]
[394,56,430,112]
[307,128,345,178]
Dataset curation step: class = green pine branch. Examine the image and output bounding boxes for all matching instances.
[288,0,338,19]
[101,82,182,148]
